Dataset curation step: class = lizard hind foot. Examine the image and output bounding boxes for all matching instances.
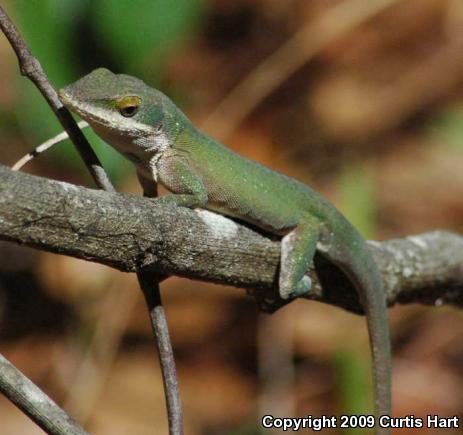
[294,275,312,297]
[279,275,312,300]
[278,219,319,300]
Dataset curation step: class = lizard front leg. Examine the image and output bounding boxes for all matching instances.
[156,156,208,208]
[279,216,320,300]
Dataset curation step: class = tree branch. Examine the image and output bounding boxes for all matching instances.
[0,353,88,435]
[0,6,182,433]
[1,164,462,314]
[0,5,113,191]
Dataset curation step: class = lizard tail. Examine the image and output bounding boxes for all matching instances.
[356,266,392,434]
[326,232,391,435]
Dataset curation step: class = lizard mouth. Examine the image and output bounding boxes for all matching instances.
[58,88,91,121]
[58,88,77,110]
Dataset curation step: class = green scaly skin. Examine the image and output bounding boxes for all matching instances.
[59,68,391,433]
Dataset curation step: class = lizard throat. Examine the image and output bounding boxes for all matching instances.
[145,131,170,182]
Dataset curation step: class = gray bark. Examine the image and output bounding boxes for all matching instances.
[0,353,88,435]
[1,164,462,313]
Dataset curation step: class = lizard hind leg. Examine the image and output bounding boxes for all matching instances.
[279,217,319,300]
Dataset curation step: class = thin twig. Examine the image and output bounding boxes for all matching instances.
[137,182,183,435]
[0,5,183,434]
[0,353,89,435]
[202,0,401,140]
[138,272,183,435]
[0,6,113,191]
[12,121,89,171]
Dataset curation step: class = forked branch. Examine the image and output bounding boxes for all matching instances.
[0,5,182,435]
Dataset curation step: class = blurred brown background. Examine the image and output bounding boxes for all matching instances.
[0,0,463,433]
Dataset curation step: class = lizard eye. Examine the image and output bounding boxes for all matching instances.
[117,96,141,118]
[120,105,138,117]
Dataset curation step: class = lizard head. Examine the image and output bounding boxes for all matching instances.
[58,68,185,165]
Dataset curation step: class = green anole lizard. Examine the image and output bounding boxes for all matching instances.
[58,68,391,432]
